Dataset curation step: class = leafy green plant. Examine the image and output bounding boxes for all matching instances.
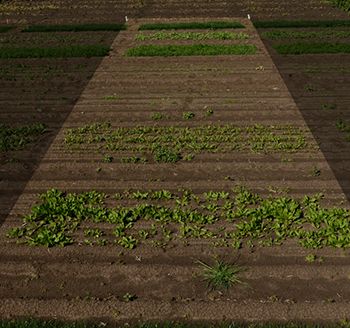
[138,21,245,30]
[122,292,137,302]
[153,147,181,163]
[126,44,257,57]
[121,156,147,163]
[273,43,350,55]
[151,112,164,120]
[263,30,350,40]
[254,20,350,28]
[103,94,119,101]
[183,112,195,120]
[329,0,350,12]
[197,259,245,290]
[103,155,113,163]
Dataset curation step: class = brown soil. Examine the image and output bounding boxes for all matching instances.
[1,1,350,324]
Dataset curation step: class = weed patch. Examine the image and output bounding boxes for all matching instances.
[126,44,257,56]
[138,21,245,30]
[0,123,46,151]
[135,31,249,41]
[273,43,350,55]
[0,45,110,58]
[254,20,350,28]
[22,23,126,32]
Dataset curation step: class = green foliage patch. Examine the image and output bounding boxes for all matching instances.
[273,43,350,54]
[254,20,350,28]
[64,122,308,162]
[263,30,350,40]
[336,118,350,141]
[135,31,249,41]
[8,187,350,249]
[138,21,245,30]
[22,23,126,32]
[126,44,256,56]
[0,45,110,58]
[329,0,350,12]
[0,123,46,151]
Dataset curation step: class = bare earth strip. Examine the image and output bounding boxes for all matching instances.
[1,18,350,323]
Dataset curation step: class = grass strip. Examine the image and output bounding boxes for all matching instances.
[263,30,350,40]
[126,44,256,56]
[329,0,350,12]
[253,20,350,28]
[0,123,46,151]
[139,21,245,30]
[0,26,14,33]
[7,187,350,249]
[0,45,110,58]
[22,23,126,32]
[273,42,350,54]
[136,31,250,41]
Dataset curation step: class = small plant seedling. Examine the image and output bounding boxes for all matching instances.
[103,155,113,163]
[122,292,137,302]
[305,84,316,92]
[96,167,102,172]
[151,112,164,120]
[153,147,181,163]
[183,112,195,120]
[322,103,337,110]
[205,108,214,117]
[121,156,147,163]
[104,94,119,100]
[196,258,245,290]
[305,254,317,263]
[183,153,195,161]
[312,166,321,177]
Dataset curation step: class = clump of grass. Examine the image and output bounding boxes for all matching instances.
[263,30,350,40]
[197,259,245,290]
[22,23,126,32]
[0,123,46,151]
[0,26,14,33]
[0,45,110,58]
[138,21,245,30]
[254,20,350,28]
[273,43,350,55]
[136,31,249,41]
[126,44,257,57]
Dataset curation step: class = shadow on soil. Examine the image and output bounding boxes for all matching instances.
[260,37,350,204]
[0,30,121,227]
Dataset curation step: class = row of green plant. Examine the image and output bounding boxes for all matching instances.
[329,0,350,12]
[22,23,126,32]
[273,43,350,55]
[63,122,308,162]
[126,44,257,56]
[262,30,350,40]
[7,187,350,249]
[0,123,46,151]
[253,20,350,28]
[0,45,110,58]
[138,21,245,30]
[135,31,250,41]
[3,319,350,328]
[336,119,350,141]
[0,25,14,33]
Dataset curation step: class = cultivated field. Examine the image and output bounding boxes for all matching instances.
[1,0,350,325]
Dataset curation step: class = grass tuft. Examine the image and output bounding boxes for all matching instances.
[138,21,245,30]
[273,42,350,55]
[0,45,110,58]
[253,20,350,28]
[126,44,257,57]
[22,23,126,32]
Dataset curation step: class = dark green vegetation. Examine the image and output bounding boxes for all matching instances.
[64,122,308,162]
[0,25,14,33]
[2,319,350,328]
[253,20,350,28]
[0,123,46,151]
[0,45,110,58]
[329,0,350,12]
[138,21,245,30]
[197,259,245,290]
[135,31,250,41]
[336,119,350,141]
[22,23,126,32]
[7,187,350,249]
[262,30,350,40]
[273,43,350,54]
[126,44,256,57]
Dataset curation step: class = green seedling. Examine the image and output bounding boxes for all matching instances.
[183,112,195,120]
[103,155,113,163]
[104,94,119,101]
[122,292,137,302]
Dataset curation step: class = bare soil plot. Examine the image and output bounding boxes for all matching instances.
[1,17,350,323]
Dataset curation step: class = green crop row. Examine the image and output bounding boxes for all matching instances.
[263,30,350,40]
[22,23,126,32]
[64,122,308,161]
[0,123,46,151]
[135,31,250,41]
[0,26,14,33]
[329,0,350,12]
[0,45,110,58]
[8,187,350,249]
[273,43,350,55]
[139,21,245,30]
[254,20,350,28]
[126,44,257,56]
